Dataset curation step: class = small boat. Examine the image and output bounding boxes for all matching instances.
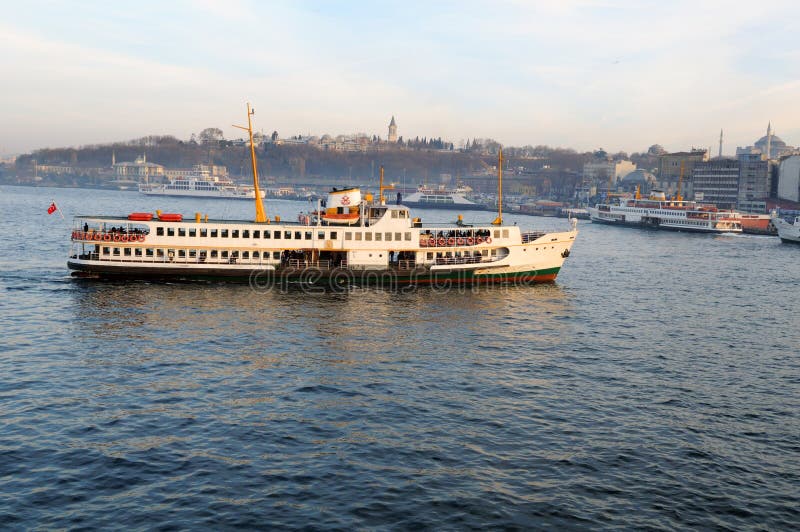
[128,212,154,221]
[774,214,800,244]
[739,213,777,235]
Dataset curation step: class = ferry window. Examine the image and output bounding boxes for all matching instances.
[491,249,497,256]
[405,232,411,241]
[385,232,392,241]
[493,230,500,238]
[355,233,362,241]
[146,248,154,257]
[232,230,239,238]
[396,233,402,241]
[284,231,292,239]
[157,249,165,258]
[365,233,372,241]
[392,210,398,218]
[210,250,218,258]
[222,251,229,259]
[482,250,488,256]
[427,252,433,260]
[167,228,175,237]
[178,250,186,258]
[102,247,110,254]
[345,232,352,240]
[318,231,325,240]
[200,229,207,237]
[211,229,218,238]
[189,229,196,237]
[374,232,381,241]
[330,232,337,240]
[242,251,249,259]
[294,231,301,240]
[272,251,280,260]
[156,227,164,236]
[263,231,270,239]
[178,228,186,237]
[189,250,196,258]
[134,248,142,257]
[243,230,250,238]
[231,251,239,258]
[221,229,229,238]
[274,230,281,239]
[253,230,260,239]
[113,248,120,256]
[253,251,259,259]
[502,229,509,238]
[123,248,131,256]
[305,232,312,240]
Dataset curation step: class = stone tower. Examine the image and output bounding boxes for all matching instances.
[388,116,398,143]
[765,122,772,160]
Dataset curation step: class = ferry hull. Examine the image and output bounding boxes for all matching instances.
[400,201,487,211]
[589,216,738,234]
[67,260,561,286]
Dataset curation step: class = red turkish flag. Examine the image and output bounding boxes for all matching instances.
[47,202,57,214]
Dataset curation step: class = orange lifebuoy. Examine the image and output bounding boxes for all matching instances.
[420,239,427,247]
[486,237,492,244]
[457,237,465,245]
[94,233,102,241]
[447,238,455,246]
[476,237,484,244]
[138,235,145,243]
[113,234,120,242]
[467,237,474,245]
[438,238,446,246]
[120,235,129,243]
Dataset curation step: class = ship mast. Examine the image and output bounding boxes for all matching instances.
[378,165,394,205]
[492,148,503,225]
[676,160,684,202]
[233,103,267,223]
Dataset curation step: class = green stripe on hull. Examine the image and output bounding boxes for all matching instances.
[69,262,562,287]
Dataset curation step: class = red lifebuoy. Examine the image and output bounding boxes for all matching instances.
[113,234,120,242]
[447,238,455,246]
[476,237,484,244]
[121,235,129,243]
[457,237,465,245]
[429,238,436,246]
[438,238,446,246]
[103,234,111,242]
[138,235,145,242]
[420,239,427,247]
[486,237,493,244]
[94,233,102,241]
[467,237,474,245]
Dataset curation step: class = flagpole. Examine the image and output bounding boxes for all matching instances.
[51,199,70,228]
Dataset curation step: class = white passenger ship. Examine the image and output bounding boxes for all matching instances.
[139,166,265,200]
[589,191,742,233]
[400,184,484,211]
[67,105,578,285]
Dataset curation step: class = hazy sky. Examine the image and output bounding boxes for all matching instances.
[2,0,799,156]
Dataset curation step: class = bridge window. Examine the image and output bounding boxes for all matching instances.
[284,231,292,239]
[253,230,260,238]
[200,229,207,237]
[330,232,337,240]
[210,229,218,237]
[178,228,186,237]
[232,230,240,238]
[189,229,196,237]
[221,229,229,238]
[242,230,250,238]
[156,227,164,236]
[167,228,175,237]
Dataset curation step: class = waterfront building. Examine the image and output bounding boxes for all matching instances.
[737,153,770,212]
[582,159,636,185]
[692,158,740,209]
[113,155,165,181]
[388,116,398,143]
[619,169,657,195]
[778,155,800,203]
[657,148,708,198]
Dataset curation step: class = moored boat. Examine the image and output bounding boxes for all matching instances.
[400,184,484,211]
[67,105,578,286]
[589,191,742,233]
[739,213,777,235]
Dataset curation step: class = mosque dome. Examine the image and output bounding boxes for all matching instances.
[621,169,657,185]
[754,134,787,149]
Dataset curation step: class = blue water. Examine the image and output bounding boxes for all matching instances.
[1,185,798,529]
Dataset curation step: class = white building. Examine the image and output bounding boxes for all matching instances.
[778,155,800,203]
[582,160,636,184]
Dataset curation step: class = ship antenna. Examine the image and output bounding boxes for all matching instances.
[492,148,503,225]
[233,102,267,223]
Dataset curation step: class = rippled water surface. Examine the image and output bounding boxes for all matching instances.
[1,185,798,529]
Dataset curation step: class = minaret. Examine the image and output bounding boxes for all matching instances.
[388,116,398,143]
[718,129,723,158]
[111,150,116,166]
[765,122,772,160]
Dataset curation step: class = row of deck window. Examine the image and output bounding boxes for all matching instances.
[153,227,415,242]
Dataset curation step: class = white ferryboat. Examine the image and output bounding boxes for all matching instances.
[67,105,578,286]
[774,214,800,244]
[400,184,484,211]
[139,166,266,200]
[589,191,742,233]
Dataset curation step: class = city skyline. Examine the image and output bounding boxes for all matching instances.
[1,0,799,156]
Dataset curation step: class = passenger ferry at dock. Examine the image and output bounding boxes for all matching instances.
[139,168,265,200]
[67,105,578,285]
[589,191,742,233]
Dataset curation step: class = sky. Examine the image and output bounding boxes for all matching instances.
[2,0,799,156]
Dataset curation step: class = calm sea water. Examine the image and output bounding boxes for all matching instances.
[1,185,798,529]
